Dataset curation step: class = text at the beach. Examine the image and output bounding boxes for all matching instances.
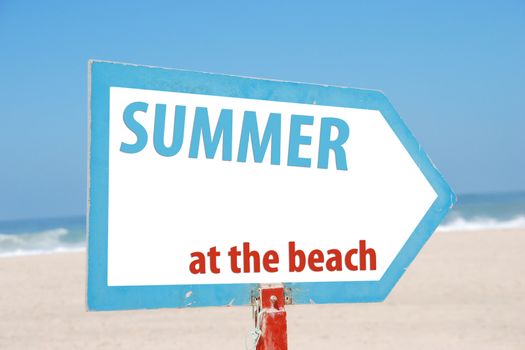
[189,241,377,274]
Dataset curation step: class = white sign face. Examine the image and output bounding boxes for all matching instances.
[107,87,436,286]
[87,61,454,310]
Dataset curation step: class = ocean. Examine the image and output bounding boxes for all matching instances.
[1,192,524,257]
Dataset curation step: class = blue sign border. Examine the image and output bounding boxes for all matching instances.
[87,60,455,311]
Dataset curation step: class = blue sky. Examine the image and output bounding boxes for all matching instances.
[0,0,524,220]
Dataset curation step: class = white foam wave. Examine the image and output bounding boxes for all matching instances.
[0,227,67,242]
[0,228,85,257]
[438,215,525,232]
[0,246,85,257]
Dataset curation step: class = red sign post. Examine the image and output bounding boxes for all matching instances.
[252,284,289,350]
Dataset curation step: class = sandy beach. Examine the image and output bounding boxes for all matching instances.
[0,229,523,349]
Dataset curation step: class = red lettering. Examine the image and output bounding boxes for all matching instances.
[359,240,376,270]
[243,242,260,273]
[345,249,358,271]
[228,246,242,273]
[308,249,324,272]
[207,246,221,273]
[326,249,342,271]
[263,250,279,272]
[289,241,305,272]
[189,252,206,274]
[192,241,376,276]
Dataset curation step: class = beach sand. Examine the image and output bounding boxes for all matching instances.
[0,229,523,349]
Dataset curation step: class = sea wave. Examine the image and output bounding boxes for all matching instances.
[438,215,525,232]
[0,228,85,257]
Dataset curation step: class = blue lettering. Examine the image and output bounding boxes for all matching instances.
[189,107,233,161]
[317,117,349,170]
[153,104,186,157]
[120,102,149,154]
[237,111,281,165]
[120,101,349,171]
[287,115,313,168]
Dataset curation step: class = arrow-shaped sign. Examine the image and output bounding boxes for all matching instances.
[87,61,455,310]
